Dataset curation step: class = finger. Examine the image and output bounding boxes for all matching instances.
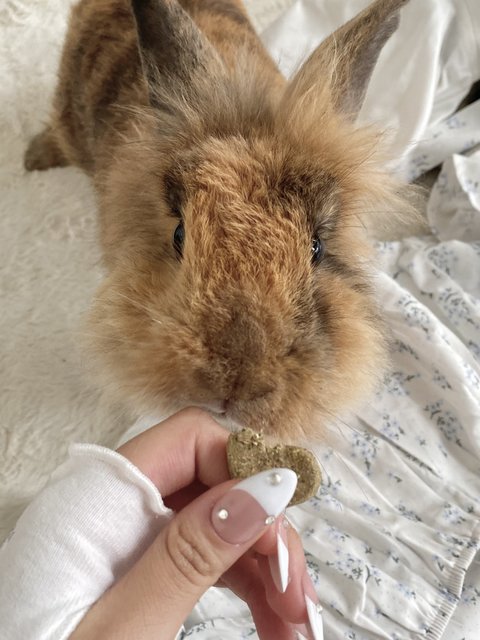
[257,522,324,638]
[251,514,286,556]
[253,592,297,640]
[117,407,230,495]
[258,522,307,623]
[164,480,208,511]
[231,519,312,625]
[221,555,297,640]
[246,511,298,560]
[73,468,297,640]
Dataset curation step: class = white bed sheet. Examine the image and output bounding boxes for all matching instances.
[262,0,480,179]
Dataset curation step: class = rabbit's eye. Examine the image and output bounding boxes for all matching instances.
[173,223,184,256]
[311,237,325,264]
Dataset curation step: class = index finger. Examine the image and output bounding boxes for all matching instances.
[117,408,230,496]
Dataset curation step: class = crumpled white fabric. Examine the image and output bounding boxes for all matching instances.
[427,145,480,241]
[262,0,480,180]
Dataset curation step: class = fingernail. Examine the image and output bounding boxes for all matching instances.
[303,572,324,640]
[211,469,297,545]
[305,597,324,640]
[294,623,311,640]
[268,515,290,592]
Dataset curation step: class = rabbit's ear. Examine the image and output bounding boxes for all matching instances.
[281,0,409,120]
[131,0,224,111]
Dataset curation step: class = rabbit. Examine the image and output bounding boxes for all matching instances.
[24,0,410,442]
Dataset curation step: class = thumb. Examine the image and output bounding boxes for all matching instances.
[109,468,296,639]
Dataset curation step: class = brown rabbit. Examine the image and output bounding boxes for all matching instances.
[25,0,410,441]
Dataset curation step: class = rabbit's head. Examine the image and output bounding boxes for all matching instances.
[88,0,409,441]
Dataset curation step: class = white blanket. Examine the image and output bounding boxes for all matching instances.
[263,0,480,179]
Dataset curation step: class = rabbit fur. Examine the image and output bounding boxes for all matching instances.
[25,0,410,441]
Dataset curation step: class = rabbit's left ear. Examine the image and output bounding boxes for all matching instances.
[131,0,224,111]
[281,0,409,120]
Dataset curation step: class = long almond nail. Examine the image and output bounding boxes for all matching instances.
[211,469,297,545]
[268,515,290,592]
[303,572,324,640]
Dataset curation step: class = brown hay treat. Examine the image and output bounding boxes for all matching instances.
[227,428,322,506]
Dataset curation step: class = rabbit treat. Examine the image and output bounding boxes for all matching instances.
[227,428,322,505]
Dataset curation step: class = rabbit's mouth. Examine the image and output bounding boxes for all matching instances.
[179,401,242,433]
[189,401,240,430]
[193,397,279,436]
[195,399,228,415]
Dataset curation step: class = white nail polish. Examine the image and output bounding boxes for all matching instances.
[231,468,297,518]
[296,633,309,640]
[268,529,290,592]
[277,529,290,592]
[305,596,324,640]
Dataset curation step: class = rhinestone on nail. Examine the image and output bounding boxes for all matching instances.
[217,508,229,520]
[267,472,282,486]
[316,603,323,614]
[265,515,275,525]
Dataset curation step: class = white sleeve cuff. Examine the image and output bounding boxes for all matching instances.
[0,443,173,640]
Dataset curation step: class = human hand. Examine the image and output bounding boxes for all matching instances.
[70,408,323,640]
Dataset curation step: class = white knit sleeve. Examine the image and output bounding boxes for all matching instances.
[0,443,174,640]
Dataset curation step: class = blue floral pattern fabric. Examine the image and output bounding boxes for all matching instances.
[179,108,480,639]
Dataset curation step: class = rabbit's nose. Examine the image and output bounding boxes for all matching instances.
[230,381,275,403]
[214,310,268,361]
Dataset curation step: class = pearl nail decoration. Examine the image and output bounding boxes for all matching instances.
[268,472,282,486]
[217,508,229,520]
[265,515,275,525]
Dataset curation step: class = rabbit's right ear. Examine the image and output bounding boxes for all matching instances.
[280,0,409,121]
[131,0,225,112]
